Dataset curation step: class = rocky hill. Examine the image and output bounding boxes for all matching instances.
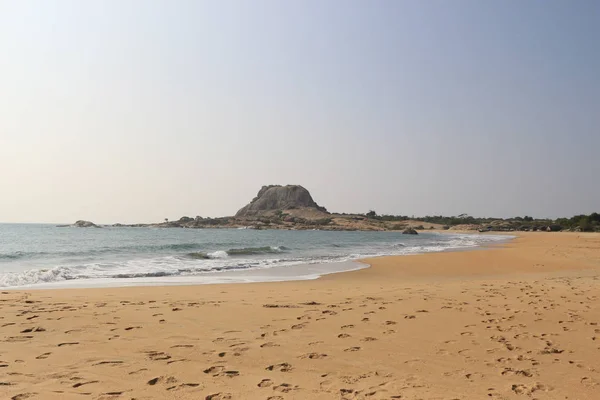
[57,220,101,228]
[109,185,443,231]
[235,185,327,217]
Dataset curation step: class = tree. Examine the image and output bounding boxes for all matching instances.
[164,218,169,223]
[366,210,378,218]
[579,217,593,232]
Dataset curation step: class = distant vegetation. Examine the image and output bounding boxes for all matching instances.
[361,211,600,232]
[117,210,599,233]
[555,213,600,232]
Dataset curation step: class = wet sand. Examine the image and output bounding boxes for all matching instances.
[1,232,600,399]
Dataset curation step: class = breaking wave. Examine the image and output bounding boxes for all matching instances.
[225,246,289,256]
[0,231,512,288]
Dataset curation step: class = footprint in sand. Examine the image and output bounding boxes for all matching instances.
[6,336,33,342]
[166,383,200,391]
[581,377,599,387]
[204,366,239,377]
[73,380,99,388]
[58,342,79,347]
[501,367,534,377]
[266,362,293,372]
[338,333,351,339]
[511,382,553,395]
[258,378,273,387]
[20,327,45,333]
[261,342,280,348]
[344,347,361,352]
[128,368,148,375]
[204,366,224,374]
[299,352,327,359]
[93,360,123,366]
[205,392,232,399]
[147,376,177,386]
[11,394,37,400]
[146,351,171,361]
[167,358,188,365]
[273,383,298,393]
[300,301,321,306]
[361,337,378,342]
[100,392,124,397]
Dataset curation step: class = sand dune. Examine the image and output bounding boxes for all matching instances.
[1,232,600,399]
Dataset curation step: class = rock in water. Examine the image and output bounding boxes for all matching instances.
[402,228,418,235]
[235,185,327,217]
[73,220,101,228]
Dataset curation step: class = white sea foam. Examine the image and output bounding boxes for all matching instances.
[207,250,229,259]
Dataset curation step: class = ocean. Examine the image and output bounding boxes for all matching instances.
[0,224,511,289]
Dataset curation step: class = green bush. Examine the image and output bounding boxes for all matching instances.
[366,210,378,219]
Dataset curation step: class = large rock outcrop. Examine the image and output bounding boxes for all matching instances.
[235,185,327,217]
[73,220,101,228]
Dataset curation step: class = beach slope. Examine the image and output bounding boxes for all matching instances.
[1,232,600,399]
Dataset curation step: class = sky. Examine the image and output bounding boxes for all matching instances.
[1,1,598,223]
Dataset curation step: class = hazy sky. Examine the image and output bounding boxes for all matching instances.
[1,1,598,223]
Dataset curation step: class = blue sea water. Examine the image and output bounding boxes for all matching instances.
[0,224,511,289]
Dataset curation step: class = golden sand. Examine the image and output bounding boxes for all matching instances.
[1,232,600,399]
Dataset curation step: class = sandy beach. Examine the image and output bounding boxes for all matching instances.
[1,232,600,400]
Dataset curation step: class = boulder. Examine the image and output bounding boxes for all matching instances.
[402,228,418,235]
[235,185,327,217]
[73,220,100,228]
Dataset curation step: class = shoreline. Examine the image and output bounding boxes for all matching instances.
[1,232,599,399]
[1,231,513,291]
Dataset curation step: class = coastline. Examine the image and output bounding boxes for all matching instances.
[0,231,513,290]
[1,232,599,399]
